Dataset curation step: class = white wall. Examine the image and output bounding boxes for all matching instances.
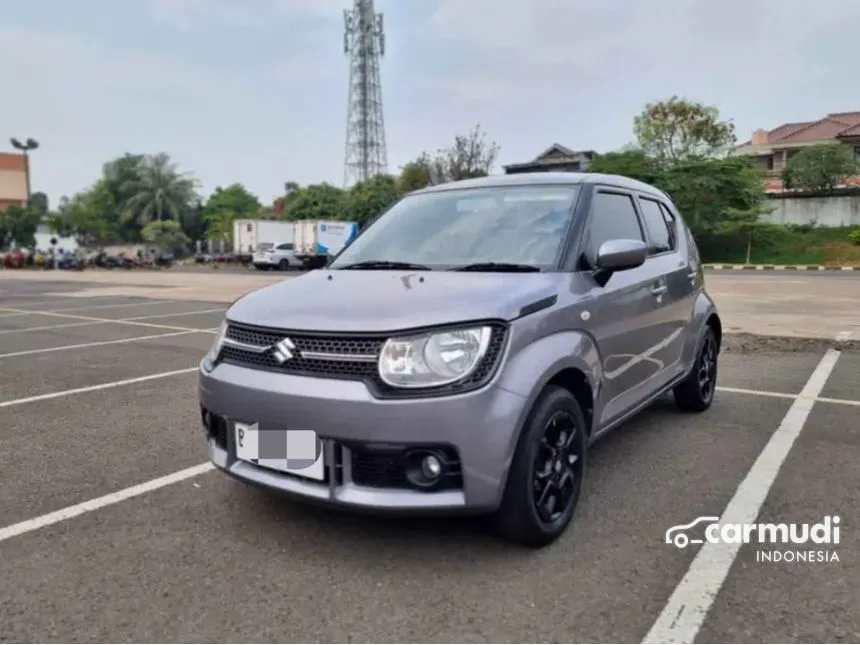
[764,194,860,227]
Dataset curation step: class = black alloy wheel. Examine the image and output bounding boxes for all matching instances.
[533,411,582,523]
[495,385,588,547]
[674,325,719,412]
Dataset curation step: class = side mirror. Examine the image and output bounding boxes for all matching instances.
[595,239,647,272]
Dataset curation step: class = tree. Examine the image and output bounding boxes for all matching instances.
[0,203,41,249]
[28,191,49,217]
[121,153,199,228]
[398,155,434,193]
[202,183,261,240]
[283,183,347,221]
[346,174,400,227]
[587,149,660,184]
[48,190,112,246]
[402,125,501,190]
[141,219,190,254]
[656,156,770,237]
[431,124,500,183]
[716,206,783,264]
[633,96,736,165]
[782,143,858,192]
[96,154,145,241]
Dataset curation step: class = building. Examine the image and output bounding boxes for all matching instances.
[0,152,27,211]
[732,112,860,192]
[503,144,597,175]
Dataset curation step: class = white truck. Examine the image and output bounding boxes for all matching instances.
[232,219,294,263]
[292,220,360,269]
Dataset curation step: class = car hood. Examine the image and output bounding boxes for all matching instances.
[226,270,562,332]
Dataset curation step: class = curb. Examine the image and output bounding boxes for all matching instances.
[705,264,860,271]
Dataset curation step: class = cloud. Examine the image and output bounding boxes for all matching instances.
[425,0,860,105]
[151,0,339,29]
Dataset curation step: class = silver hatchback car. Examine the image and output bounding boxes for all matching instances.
[199,172,722,547]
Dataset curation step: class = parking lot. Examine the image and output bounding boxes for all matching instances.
[0,276,858,643]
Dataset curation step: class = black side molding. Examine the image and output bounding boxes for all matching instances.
[518,294,558,318]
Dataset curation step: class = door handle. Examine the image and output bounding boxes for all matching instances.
[651,285,668,296]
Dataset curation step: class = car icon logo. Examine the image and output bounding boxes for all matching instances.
[665,516,721,548]
[272,337,297,363]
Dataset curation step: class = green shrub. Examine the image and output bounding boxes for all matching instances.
[849,229,860,246]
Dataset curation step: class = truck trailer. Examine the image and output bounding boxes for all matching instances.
[232,219,294,263]
[292,220,359,269]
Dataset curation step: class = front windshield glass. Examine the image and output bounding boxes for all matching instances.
[330,184,580,270]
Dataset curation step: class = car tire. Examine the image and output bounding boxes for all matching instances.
[278,259,289,271]
[673,325,718,412]
[494,385,588,548]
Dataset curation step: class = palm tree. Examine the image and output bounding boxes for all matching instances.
[121,153,199,227]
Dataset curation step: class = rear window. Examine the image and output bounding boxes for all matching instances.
[257,242,274,251]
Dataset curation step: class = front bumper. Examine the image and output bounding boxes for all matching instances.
[199,361,527,513]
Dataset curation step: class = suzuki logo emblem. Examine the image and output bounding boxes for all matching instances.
[272,337,297,363]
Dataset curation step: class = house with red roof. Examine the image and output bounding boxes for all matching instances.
[732,112,860,192]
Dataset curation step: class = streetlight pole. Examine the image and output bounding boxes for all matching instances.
[10,137,39,204]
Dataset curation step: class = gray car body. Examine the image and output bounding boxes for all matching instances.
[199,172,721,513]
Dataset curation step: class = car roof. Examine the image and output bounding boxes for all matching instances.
[409,172,669,201]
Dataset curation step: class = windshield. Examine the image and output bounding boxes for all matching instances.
[329,184,580,270]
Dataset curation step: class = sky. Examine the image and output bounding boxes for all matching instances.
[4,0,860,207]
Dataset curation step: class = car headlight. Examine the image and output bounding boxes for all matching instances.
[378,326,493,388]
[203,320,228,369]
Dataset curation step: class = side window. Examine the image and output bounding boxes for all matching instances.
[277,243,293,251]
[587,192,644,259]
[638,197,675,254]
[657,203,678,251]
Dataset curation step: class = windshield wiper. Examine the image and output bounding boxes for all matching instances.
[450,262,541,273]
[335,260,433,271]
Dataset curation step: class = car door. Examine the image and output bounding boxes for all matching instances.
[635,194,696,386]
[581,188,666,425]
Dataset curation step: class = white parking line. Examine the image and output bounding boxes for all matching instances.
[0,296,132,309]
[0,462,215,543]
[715,386,860,407]
[643,349,841,644]
[0,299,175,318]
[715,386,795,400]
[0,367,198,408]
[0,329,212,359]
[0,307,224,334]
[0,307,220,333]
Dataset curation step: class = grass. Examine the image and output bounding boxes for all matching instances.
[698,226,860,265]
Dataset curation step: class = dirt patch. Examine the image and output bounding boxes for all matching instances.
[722,332,859,354]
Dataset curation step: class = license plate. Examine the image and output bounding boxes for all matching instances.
[234,423,325,481]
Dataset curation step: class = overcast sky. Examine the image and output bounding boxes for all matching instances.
[4,0,860,206]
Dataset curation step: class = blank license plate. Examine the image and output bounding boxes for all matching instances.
[234,423,324,481]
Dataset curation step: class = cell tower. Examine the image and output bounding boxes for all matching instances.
[343,0,387,187]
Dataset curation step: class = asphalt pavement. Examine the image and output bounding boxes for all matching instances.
[0,279,857,643]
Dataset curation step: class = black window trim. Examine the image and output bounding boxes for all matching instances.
[578,186,647,269]
[634,193,677,258]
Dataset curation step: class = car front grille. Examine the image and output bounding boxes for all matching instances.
[219,323,383,380]
[217,321,508,395]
